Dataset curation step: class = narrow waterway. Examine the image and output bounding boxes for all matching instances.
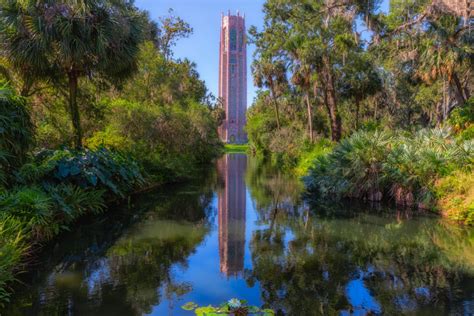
[5,154,474,315]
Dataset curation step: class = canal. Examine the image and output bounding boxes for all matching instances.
[5,154,474,315]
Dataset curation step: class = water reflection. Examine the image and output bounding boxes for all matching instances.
[217,154,247,277]
[3,154,474,316]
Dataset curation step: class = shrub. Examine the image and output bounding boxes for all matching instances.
[0,187,55,239]
[435,171,474,225]
[17,148,145,198]
[0,216,28,308]
[44,184,106,224]
[305,128,473,211]
[0,82,33,185]
[295,139,334,176]
[306,130,392,201]
[86,99,221,181]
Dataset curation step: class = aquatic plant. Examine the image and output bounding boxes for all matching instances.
[182,299,274,316]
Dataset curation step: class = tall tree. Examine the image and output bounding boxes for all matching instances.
[252,58,288,130]
[0,0,145,148]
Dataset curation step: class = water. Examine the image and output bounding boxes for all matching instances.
[4,154,474,316]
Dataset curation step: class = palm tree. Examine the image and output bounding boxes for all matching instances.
[416,15,473,109]
[252,58,288,130]
[0,0,145,148]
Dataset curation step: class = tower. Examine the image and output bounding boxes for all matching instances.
[218,11,247,144]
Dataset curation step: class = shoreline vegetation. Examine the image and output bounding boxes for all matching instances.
[0,1,222,307]
[0,0,472,312]
[246,1,473,226]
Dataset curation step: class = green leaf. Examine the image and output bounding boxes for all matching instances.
[182,302,198,311]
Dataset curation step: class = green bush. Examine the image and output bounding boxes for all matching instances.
[17,148,145,198]
[0,216,28,308]
[305,128,473,209]
[295,139,334,176]
[0,82,33,185]
[85,99,221,181]
[306,130,392,200]
[435,171,474,225]
[0,187,55,239]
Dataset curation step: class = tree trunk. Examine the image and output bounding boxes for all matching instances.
[451,72,466,106]
[68,72,83,149]
[322,56,341,141]
[20,78,33,97]
[270,88,281,130]
[305,92,314,142]
[355,97,360,130]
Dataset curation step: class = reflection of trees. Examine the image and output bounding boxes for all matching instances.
[5,182,213,315]
[106,220,208,314]
[245,158,474,315]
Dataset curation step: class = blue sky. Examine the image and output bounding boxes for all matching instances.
[134,0,389,107]
[135,0,266,107]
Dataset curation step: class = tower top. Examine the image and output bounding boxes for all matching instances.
[223,10,245,20]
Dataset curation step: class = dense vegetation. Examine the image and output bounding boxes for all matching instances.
[247,0,473,221]
[0,1,221,306]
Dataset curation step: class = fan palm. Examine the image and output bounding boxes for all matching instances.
[0,0,145,148]
[252,58,288,130]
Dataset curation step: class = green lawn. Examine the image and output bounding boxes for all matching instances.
[224,144,249,153]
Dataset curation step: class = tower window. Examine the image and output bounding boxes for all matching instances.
[230,29,237,51]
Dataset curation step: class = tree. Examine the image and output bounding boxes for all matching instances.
[0,0,145,148]
[158,9,193,60]
[339,53,382,129]
[252,58,288,130]
[253,0,381,141]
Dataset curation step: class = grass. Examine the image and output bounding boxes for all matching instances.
[224,144,249,153]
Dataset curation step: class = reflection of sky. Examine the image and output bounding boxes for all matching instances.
[344,278,382,315]
[148,188,262,315]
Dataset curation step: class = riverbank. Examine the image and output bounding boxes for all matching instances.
[0,83,223,307]
[3,153,474,315]
[303,129,473,225]
[0,151,219,308]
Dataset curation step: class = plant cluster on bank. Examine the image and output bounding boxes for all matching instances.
[304,128,474,224]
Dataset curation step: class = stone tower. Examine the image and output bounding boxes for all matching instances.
[218,11,247,144]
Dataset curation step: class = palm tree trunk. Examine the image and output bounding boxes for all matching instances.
[451,72,466,106]
[322,56,341,141]
[68,72,83,149]
[305,92,313,142]
[355,97,360,130]
[270,88,281,129]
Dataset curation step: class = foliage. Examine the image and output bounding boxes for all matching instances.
[435,171,474,225]
[0,0,147,148]
[295,139,334,177]
[0,217,28,308]
[182,299,274,316]
[449,97,474,141]
[305,128,473,210]
[248,0,472,172]
[0,82,33,184]
[86,99,221,182]
[0,5,222,309]
[17,148,144,198]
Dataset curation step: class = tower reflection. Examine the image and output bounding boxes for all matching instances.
[217,154,247,277]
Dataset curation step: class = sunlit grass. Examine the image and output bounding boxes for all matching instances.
[224,144,248,153]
